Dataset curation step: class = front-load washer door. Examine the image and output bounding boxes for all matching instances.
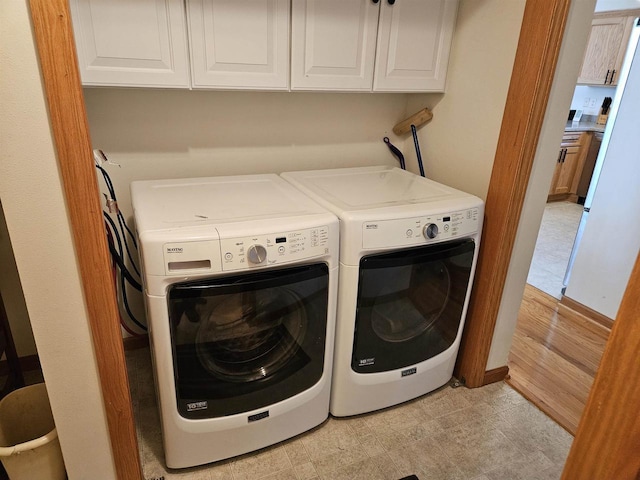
[352,239,475,373]
[167,263,329,419]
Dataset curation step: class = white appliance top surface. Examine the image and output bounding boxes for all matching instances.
[131,174,329,232]
[282,166,476,213]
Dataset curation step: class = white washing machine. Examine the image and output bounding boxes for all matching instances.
[281,166,484,417]
[131,174,339,468]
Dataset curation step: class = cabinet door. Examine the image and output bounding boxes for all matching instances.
[70,0,190,88]
[188,0,290,90]
[554,146,581,195]
[373,0,458,92]
[549,149,564,196]
[577,16,634,86]
[291,0,380,91]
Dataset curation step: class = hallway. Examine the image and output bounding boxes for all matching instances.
[507,284,610,434]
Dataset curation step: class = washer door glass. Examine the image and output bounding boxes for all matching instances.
[195,286,307,383]
[168,263,329,419]
[352,239,475,374]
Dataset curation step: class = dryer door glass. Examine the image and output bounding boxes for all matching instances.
[352,239,475,373]
[168,263,329,419]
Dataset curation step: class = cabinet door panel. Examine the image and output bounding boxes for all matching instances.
[555,146,580,195]
[291,0,379,91]
[373,0,458,92]
[70,0,190,87]
[577,16,633,86]
[188,0,290,89]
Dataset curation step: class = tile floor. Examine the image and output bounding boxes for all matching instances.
[526,201,583,299]
[126,347,573,480]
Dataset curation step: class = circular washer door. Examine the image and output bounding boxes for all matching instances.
[195,287,307,382]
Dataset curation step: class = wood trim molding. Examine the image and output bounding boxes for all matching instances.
[482,366,510,386]
[594,8,640,19]
[559,295,614,330]
[562,254,640,479]
[454,0,572,388]
[27,2,142,479]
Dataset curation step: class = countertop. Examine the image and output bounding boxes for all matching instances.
[564,120,606,134]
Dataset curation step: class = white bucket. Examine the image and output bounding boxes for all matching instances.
[0,383,66,480]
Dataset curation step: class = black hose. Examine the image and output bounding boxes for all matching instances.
[104,212,142,292]
[383,137,405,169]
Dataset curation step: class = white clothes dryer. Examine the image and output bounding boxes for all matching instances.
[131,174,338,468]
[281,166,484,417]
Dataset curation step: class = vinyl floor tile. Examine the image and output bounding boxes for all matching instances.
[527,201,582,299]
[386,437,466,480]
[483,451,554,480]
[230,445,292,480]
[433,425,526,478]
[127,348,573,480]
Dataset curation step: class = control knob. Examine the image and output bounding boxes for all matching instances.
[423,223,439,239]
[247,244,267,264]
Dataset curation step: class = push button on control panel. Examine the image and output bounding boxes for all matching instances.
[219,226,330,271]
[361,208,480,249]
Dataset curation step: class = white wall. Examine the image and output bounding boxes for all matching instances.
[487,0,598,370]
[595,0,640,12]
[570,85,617,115]
[402,0,526,200]
[564,35,640,319]
[0,1,117,478]
[85,89,406,222]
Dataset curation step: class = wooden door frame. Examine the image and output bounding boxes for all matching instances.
[28,1,142,479]
[453,0,572,387]
[27,0,640,478]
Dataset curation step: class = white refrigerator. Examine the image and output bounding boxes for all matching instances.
[563,18,640,320]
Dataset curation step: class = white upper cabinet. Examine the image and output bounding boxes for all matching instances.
[374,0,457,92]
[70,0,190,88]
[291,0,379,91]
[291,0,458,92]
[70,0,456,92]
[187,0,290,90]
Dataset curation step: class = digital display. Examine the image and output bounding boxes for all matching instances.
[443,216,451,222]
[275,237,287,243]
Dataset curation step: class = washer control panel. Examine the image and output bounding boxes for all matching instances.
[219,226,330,271]
[362,208,480,249]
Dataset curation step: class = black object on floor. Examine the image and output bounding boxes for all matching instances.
[399,476,419,480]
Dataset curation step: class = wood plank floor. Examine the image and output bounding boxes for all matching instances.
[507,284,610,435]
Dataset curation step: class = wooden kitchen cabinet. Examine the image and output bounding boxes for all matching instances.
[69,0,190,88]
[291,0,458,92]
[187,0,290,90]
[548,132,592,201]
[577,12,637,86]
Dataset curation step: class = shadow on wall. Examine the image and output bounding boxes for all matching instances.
[84,89,414,153]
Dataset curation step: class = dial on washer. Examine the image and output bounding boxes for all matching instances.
[247,244,267,264]
[423,223,439,239]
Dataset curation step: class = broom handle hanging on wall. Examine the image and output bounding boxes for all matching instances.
[411,124,425,177]
[393,108,433,135]
[392,108,432,178]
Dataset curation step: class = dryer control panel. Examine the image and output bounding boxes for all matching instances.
[362,208,480,249]
[219,226,330,271]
